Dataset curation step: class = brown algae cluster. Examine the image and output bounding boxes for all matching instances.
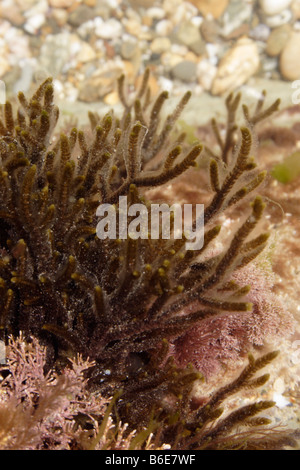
[0,71,298,449]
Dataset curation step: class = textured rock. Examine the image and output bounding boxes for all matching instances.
[188,0,229,19]
[76,41,96,63]
[95,18,123,39]
[0,50,10,78]
[211,38,260,95]
[266,24,291,57]
[291,0,300,19]
[68,5,95,27]
[259,0,292,15]
[150,37,171,54]
[0,2,25,26]
[171,60,197,82]
[48,0,74,7]
[39,33,75,76]
[175,20,202,47]
[280,32,300,80]
[264,8,292,28]
[200,19,220,43]
[121,37,139,60]
[78,65,123,102]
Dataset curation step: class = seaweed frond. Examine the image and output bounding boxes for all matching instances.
[0,72,295,450]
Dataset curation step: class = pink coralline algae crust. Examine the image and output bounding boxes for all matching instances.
[171,264,295,380]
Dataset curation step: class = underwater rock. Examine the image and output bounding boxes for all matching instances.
[266,24,292,56]
[280,31,300,80]
[171,60,197,82]
[175,20,202,48]
[211,38,260,95]
[188,0,229,19]
[150,37,171,54]
[48,0,74,7]
[259,0,292,16]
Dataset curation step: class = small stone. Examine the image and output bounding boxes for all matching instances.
[197,58,217,91]
[123,18,142,36]
[291,0,300,19]
[280,32,300,80]
[171,60,197,82]
[142,15,153,27]
[189,39,206,56]
[103,90,119,106]
[84,0,96,6]
[175,20,202,47]
[16,0,37,10]
[95,18,123,39]
[264,9,293,28]
[266,24,291,56]
[76,41,97,63]
[39,33,75,76]
[78,65,123,102]
[150,37,171,54]
[68,5,95,27]
[128,0,156,8]
[51,8,68,27]
[221,1,252,37]
[0,2,25,26]
[121,37,139,60]
[259,0,292,16]
[188,0,229,19]
[200,19,220,43]
[0,52,10,78]
[211,38,260,95]
[24,13,46,34]
[250,23,271,42]
[48,0,74,7]
[146,7,166,20]
[155,19,173,36]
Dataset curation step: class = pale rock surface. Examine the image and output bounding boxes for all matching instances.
[259,0,292,15]
[280,31,300,80]
[211,38,260,95]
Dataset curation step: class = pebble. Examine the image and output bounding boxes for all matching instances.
[264,9,293,28]
[200,19,220,43]
[24,13,45,34]
[250,23,271,42]
[220,1,252,38]
[121,37,139,60]
[39,33,75,77]
[0,48,10,78]
[171,60,197,82]
[0,1,25,26]
[175,20,202,47]
[0,0,299,102]
[188,0,229,19]
[48,0,75,7]
[211,38,260,95]
[51,8,68,27]
[76,41,97,63]
[291,0,300,19]
[259,0,292,16]
[68,5,95,27]
[266,24,292,56]
[150,37,171,54]
[197,58,217,90]
[280,31,300,80]
[78,63,123,102]
[146,7,166,20]
[95,18,123,39]
[155,19,174,36]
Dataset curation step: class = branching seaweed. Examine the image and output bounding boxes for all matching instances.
[0,71,296,449]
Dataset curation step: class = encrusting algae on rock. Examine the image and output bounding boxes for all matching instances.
[0,70,298,450]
